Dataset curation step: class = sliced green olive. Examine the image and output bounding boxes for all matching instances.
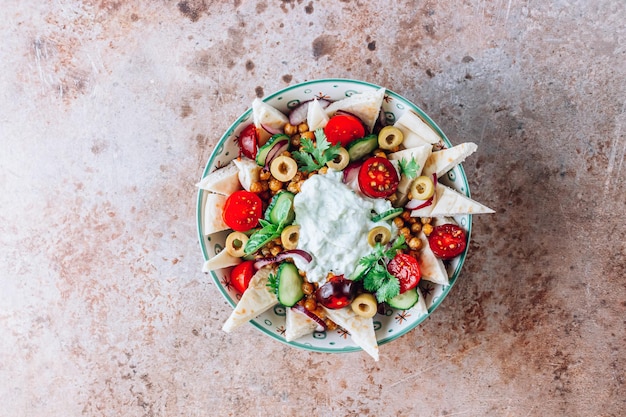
[326,147,350,171]
[280,225,300,250]
[367,226,391,247]
[377,126,404,150]
[351,293,378,318]
[225,231,249,257]
[410,175,435,200]
[270,155,298,182]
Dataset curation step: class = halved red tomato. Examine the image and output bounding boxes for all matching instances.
[237,123,258,160]
[230,260,256,294]
[387,253,421,293]
[323,114,365,147]
[358,156,399,198]
[222,190,263,232]
[428,224,467,259]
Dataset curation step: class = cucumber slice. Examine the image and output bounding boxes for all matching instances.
[371,208,403,222]
[265,191,295,225]
[387,287,419,310]
[276,262,304,307]
[256,134,290,166]
[347,134,378,161]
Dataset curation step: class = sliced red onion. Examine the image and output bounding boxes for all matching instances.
[288,100,311,125]
[292,304,327,332]
[405,197,433,210]
[342,161,362,184]
[261,123,282,135]
[432,172,438,186]
[253,249,313,270]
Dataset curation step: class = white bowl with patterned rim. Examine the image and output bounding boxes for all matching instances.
[197,79,472,354]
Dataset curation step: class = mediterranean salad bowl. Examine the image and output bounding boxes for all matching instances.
[196,79,493,360]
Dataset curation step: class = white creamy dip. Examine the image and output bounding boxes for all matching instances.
[293,170,395,284]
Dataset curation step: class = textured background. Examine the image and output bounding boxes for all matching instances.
[1,1,624,416]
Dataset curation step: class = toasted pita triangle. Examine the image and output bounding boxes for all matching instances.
[203,193,229,235]
[306,98,330,131]
[202,249,241,272]
[430,184,495,217]
[395,110,441,145]
[223,267,278,333]
[232,158,261,192]
[323,307,379,361]
[196,160,242,196]
[324,88,385,133]
[388,144,433,196]
[423,142,477,178]
[416,231,449,285]
[285,307,319,342]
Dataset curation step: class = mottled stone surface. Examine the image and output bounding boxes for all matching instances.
[1,1,624,416]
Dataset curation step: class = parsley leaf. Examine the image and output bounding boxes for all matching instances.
[398,157,420,179]
[266,273,279,295]
[292,128,342,172]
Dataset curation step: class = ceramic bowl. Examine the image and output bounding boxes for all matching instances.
[197,79,472,353]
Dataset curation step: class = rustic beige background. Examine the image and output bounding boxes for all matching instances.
[1,1,624,416]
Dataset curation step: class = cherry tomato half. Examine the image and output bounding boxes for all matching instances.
[230,260,256,294]
[428,224,467,259]
[387,253,421,293]
[222,190,263,232]
[323,114,365,147]
[237,123,258,160]
[358,156,400,198]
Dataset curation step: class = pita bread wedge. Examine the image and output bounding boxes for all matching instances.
[322,306,379,361]
[252,98,288,143]
[232,157,261,192]
[388,144,433,196]
[203,193,230,235]
[196,160,242,196]
[393,122,431,148]
[430,184,495,217]
[223,267,278,333]
[324,88,385,133]
[411,287,429,317]
[306,98,330,131]
[285,307,319,342]
[395,110,441,145]
[422,142,478,178]
[202,249,241,272]
[416,231,449,285]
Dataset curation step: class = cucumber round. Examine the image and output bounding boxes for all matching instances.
[387,287,419,310]
[256,134,289,166]
[276,262,304,307]
[265,191,295,225]
[347,134,378,161]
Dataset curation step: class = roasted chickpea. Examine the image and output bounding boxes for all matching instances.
[302,281,314,296]
[297,123,309,133]
[422,223,434,236]
[408,237,422,250]
[325,319,338,331]
[393,217,405,228]
[400,227,411,239]
[268,178,283,192]
[410,222,422,233]
[284,123,297,136]
[304,297,317,312]
[300,131,315,140]
[259,170,271,181]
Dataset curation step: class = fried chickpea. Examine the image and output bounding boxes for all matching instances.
[249,181,264,194]
[408,237,422,250]
[269,178,283,192]
[260,170,271,181]
[284,123,297,136]
[422,223,434,236]
[290,134,301,147]
[302,281,314,296]
[410,222,422,233]
[270,246,282,256]
[325,319,338,331]
[401,210,411,221]
[286,181,300,194]
[297,123,309,133]
[393,217,405,229]
[421,217,432,225]
[300,131,315,140]
[304,297,317,312]
[400,227,411,239]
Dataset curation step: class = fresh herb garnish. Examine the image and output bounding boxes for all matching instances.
[244,219,282,255]
[350,235,407,303]
[292,128,342,172]
[398,157,420,179]
[266,272,278,294]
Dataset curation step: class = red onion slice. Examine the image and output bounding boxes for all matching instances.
[342,161,362,184]
[292,304,327,332]
[288,101,311,126]
[253,249,313,270]
[263,138,289,170]
[261,123,283,135]
[405,197,433,210]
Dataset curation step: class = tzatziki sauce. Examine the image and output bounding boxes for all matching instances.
[293,170,395,284]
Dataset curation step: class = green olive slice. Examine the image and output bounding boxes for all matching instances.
[225,231,249,257]
[351,293,378,318]
[410,175,435,200]
[326,147,350,171]
[367,226,391,247]
[270,155,298,182]
[280,225,300,250]
[377,126,404,150]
